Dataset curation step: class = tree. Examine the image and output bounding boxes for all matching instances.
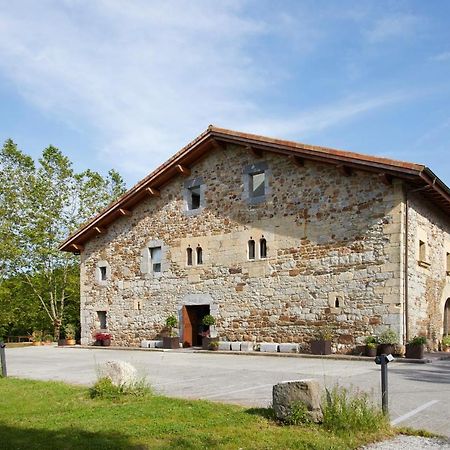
[0,140,126,339]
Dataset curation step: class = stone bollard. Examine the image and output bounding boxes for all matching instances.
[272,380,323,423]
[98,360,137,387]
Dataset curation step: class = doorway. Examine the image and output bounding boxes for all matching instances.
[444,298,450,336]
[182,304,210,347]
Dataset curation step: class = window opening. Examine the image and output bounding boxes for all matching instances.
[150,246,162,272]
[196,246,203,265]
[188,185,201,210]
[335,298,340,308]
[250,172,265,197]
[446,252,450,274]
[248,239,255,260]
[97,311,107,329]
[419,240,426,262]
[187,247,193,266]
[260,237,267,258]
[99,266,107,281]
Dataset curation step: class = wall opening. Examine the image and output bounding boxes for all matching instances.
[196,246,203,265]
[444,298,450,336]
[260,237,267,258]
[186,247,193,266]
[248,239,255,260]
[97,311,107,329]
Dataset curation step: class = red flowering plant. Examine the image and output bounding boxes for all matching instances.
[94,332,111,341]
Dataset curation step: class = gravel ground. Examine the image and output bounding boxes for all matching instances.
[361,435,450,449]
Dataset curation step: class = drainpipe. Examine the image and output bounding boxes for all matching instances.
[404,180,436,343]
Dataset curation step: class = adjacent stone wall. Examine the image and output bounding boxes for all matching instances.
[406,192,450,347]
[80,144,405,349]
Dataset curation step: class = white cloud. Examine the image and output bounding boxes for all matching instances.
[366,14,421,43]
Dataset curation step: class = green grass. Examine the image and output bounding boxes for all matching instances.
[0,377,395,450]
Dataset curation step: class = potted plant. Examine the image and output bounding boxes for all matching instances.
[208,340,219,351]
[364,336,378,357]
[405,335,427,359]
[442,335,450,352]
[94,332,111,346]
[310,328,333,355]
[32,330,43,346]
[201,314,218,350]
[163,315,180,349]
[43,334,54,346]
[65,324,77,346]
[377,329,398,356]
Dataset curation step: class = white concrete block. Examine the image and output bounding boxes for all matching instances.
[260,343,279,352]
[218,341,231,351]
[147,340,157,348]
[279,343,299,353]
[231,342,241,351]
[140,340,149,348]
[240,341,254,352]
[154,340,164,348]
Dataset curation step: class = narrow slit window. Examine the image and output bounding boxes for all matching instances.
[260,238,267,258]
[335,298,340,308]
[188,186,201,210]
[150,246,162,273]
[248,239,255,260]
[187,247,193,266]
[196,246,203,265]
[446,252,450,274]
[99,266,107,281]
[419,240,426,262]
[97,311,107,329]
[250,172,265,197]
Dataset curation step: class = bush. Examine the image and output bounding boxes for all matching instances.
[408,336,427,345]
[378,329,399,345]
[442,335,450,347]
[165,315,178,329]
[364,336,378,345]
[322,386,389,433]
[89,377,152,400]
[202,314,216,326]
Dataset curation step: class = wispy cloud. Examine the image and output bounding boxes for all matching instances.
[366,14,421,43]
[431,51,450,62]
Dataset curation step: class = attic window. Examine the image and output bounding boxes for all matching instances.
[188,185,201,210]
[150,246,162,273]
[184,177,205,214]
[250,172,265,197]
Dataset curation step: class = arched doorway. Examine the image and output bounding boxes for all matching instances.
[444,298,450,336]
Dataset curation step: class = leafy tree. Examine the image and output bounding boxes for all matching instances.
[0,140,126,339]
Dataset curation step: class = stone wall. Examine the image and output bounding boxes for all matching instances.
[80,144,405,350]
[406,192,450,347]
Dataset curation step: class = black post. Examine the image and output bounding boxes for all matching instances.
[380,354,388,415]
[0,341,6,377]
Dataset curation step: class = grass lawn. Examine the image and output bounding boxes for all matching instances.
[0,377,395,450]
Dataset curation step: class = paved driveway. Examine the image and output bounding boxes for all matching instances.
[5,346,450,437]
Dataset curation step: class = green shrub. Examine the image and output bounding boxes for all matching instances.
[366,342,377,349]
[408,336,427,345]
[202,314,216,326]
[364,336,378,345]
[378,329,399,344]
[322,386,389,433]
[285,401,311,425]
[442,335,450,347]
[89,377,152,400]
[64,324,76,340]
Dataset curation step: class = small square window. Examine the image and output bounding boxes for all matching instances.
[99,266,107,281]
[150,246,162,273]
[250,172,265,197]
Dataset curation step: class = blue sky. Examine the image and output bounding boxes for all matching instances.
[1,0,449,187]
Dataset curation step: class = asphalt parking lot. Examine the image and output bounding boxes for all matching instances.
[4,346,450,437]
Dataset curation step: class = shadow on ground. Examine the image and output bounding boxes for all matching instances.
[390,361,450,385]
[0,423,147,450]
[245,406,276,420]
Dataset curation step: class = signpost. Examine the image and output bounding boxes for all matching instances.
[0,341,6,377]
[375,353,394,415]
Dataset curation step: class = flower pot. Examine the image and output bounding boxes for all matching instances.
[405,343,424,359]
[93,340,102,346]
[101,339,111,347]
[58,339,67,346]
[66,339,76,346]
[365,346,377,357]
[310,340,332,355]
[32,341,42,346]
[377,344,394,356]
[163,336,180,349]
[202,337,219,350]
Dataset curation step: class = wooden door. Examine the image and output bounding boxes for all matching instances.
[182,306,193,347]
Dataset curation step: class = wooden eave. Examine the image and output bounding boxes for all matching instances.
[60,126,450,252]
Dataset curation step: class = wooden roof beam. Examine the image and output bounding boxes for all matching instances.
[337,164,352,177]
[176,164,191,177]
[290,155,305,167]
[146,187,160,197]
[118,208,132,216]
[246,145,263,158]
[378,173,393,186]
[71,243,84,253]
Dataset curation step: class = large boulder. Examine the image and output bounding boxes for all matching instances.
[98,360,138,387]
[272,380,323,423]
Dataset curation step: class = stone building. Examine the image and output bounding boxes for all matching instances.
[60,126,450,350]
